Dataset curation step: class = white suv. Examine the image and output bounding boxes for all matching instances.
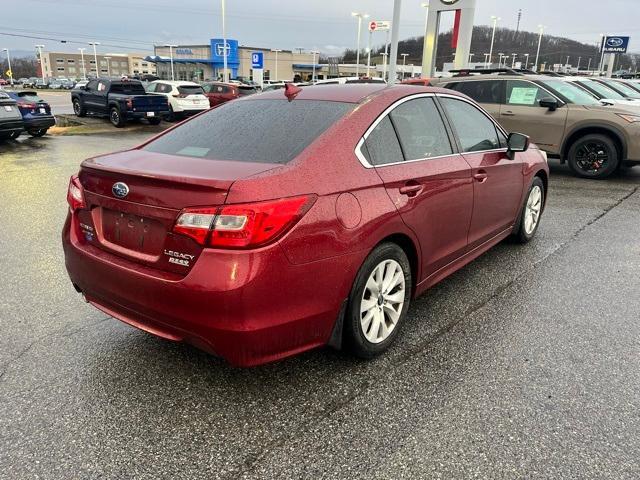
[146,80,209,120]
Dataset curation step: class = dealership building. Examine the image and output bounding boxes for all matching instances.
[39,51,156,79]
[149,39,319,82]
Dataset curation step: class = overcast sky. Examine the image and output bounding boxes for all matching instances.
[1,0,639,56]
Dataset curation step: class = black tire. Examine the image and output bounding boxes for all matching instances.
[109,106,126,128]
[567,134,619,179]
[344,242,412,359]
[27,128,47,137]
[147,117,161,125]
[73,98,86,117]
[512,177,545,244]
[164,105,177,122]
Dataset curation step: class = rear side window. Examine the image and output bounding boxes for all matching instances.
[440,97,500,153]
[389,98,452,160]
[178,85,204,95]
[363,116,404,166]
[144,99,353,164]
[449,80,503,104]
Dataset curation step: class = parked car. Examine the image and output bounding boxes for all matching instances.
[4,90,56,137]
[401,78,433,86]
[35,78,49,89]
[432,72,640,179]
[17,77,29,86]
[146,80,209,120]
[49,79,63,90]
[201,82,239,107]
[71,78,169,127]
[62,84,548,367]
[594,79,640,100]
[314,76,386,85]
[0,79,8,86]
[74,80,89,90]
[23,77,39,88]
[237,85,259,96]
[560,77,640,108]
[60,78,76,89]
[0,92,24,141]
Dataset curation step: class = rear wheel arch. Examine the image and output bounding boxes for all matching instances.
[374,233,419,296]
[562,126,625,165]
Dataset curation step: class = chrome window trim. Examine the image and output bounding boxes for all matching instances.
[354,92,509,169]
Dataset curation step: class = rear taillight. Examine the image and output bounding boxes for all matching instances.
[172,195,316,249]
[67,175,85,212]
[18,101,37,109]
[173,93,188,98]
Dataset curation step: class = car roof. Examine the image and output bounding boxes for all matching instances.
[441,73,553,82]
[151,80,200,86]
[249,84,462,104]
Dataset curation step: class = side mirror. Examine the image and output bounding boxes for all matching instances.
[539,97,559,111]
[506,132,530,159]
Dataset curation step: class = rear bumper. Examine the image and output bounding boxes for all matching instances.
[23,115,56,130]
[0,120,24,134]
[125,110,167,120]
[62,213,362,367]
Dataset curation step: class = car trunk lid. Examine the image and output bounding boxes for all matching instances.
[77,149,280,274]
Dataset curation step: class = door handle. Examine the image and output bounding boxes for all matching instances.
[399,184,423,197]
[473,171,488,183]
[502,110,515,116]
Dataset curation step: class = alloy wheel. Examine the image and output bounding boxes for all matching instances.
[360,259,406,344]
[575,141,611,174]
[524,185,542,235]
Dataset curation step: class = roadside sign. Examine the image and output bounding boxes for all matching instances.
[251,52,264,69]
[602,36,630,53]
[5,69,11,77]
[369,21,391,32]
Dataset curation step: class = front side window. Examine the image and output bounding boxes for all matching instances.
[505,80,549,106]
[389,97,452,160]
[440,97,500,153]
[144,99,354,164]
[363,116,404,166]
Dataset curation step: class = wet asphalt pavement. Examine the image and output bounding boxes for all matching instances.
[1,132,639,479]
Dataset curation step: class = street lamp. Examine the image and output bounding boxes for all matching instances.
[310,50,319,82]
[534,25,544,72]
[89,42,100,78]
[498,53,504,67]
[381,52,388,81]
[272,49,282,81]
[401,53,408,79]
[35,44,45,81]
[78,48,87,80]
[483,52,490,68]
[599,34,607,75]
[524,53,530,69]
[511,53,517,68]
[2,48,13,86]
[468,52,474,64]
[164,44,177,80]
[420,2,429,77]
[489,16,500,67]
[352,12,369,77]
[221,0,228,82]
[104,56,111,77]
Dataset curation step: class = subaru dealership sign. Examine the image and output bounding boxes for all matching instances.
[602,36,630,53]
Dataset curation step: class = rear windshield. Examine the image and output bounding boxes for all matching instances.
[178,85,204,95]
[237,87,257,96]
[110,82,146,95]
[18,91,44,102]
[143,99,354,164]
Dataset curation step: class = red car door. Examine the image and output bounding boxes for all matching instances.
[360,96,474,279]
[438,96,524,248]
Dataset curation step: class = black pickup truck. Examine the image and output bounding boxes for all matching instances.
[71,78,169,127]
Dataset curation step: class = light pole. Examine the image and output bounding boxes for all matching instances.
[2,48,13,86]
[221,0,228,82]
[511,53,517,68]
[352,12,369,77]
[35,44,45,81]
[272,49,282,81]
[386,0,401,85]
[367,23,373,77]
[468,53,474,65]
[489,16,500,67]
[577,56,581,70]
[104,56,111,77]
[483,52,490,68]
[587,57,592,73]
[534,25,544,72]
[89,42,100,78]
[498,53,504,68]
[524,53,530,69]
[401,53,408,79]
[382,52,388,81]
[311,50,319,82]
[78,48,87,80]
[164,44,177,80]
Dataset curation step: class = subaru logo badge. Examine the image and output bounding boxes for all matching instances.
[607,37,624,47]
[112,182,129,199]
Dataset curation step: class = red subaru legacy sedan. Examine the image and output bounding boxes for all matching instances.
[63,84,548,367]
